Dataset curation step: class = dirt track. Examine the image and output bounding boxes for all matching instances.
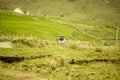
[0,42,12,48]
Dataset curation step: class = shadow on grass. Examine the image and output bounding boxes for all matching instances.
[69,58,120,65]
[0,54,51,63]
[0,56,24,63]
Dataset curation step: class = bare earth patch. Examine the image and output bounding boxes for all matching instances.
[0,42,12,48]
[0,69,47,80]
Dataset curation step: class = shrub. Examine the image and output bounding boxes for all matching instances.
[95,47,102,52]
[68,44,79,49]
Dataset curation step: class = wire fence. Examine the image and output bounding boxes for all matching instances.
[0,34,38,41]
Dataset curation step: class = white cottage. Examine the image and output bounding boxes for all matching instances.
[13,8,24,14]
[13,7,30,15]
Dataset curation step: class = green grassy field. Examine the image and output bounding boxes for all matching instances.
[0,42,120,80]
[0,11,94,41]
[0,0,120,79]
[0,11,120,45]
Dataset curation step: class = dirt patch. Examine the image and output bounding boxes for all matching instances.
[0,69,47,80]
[0,42,12,48]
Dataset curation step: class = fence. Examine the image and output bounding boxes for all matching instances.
[0,34,38,41]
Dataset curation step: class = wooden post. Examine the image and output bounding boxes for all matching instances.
[116,20,119,46]
[31,34,33,39]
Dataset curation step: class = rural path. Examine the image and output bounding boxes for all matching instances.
[0,42,12,48]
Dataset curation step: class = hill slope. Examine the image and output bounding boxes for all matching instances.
[0,0,120,27]
[0,11,93,41]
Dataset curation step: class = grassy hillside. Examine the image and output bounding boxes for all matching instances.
[0,11,120,45]
[0,0,120,27]
[0,11,93,41]
[0,1,120,80]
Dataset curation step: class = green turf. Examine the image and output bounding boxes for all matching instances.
[0,11,93,41]
[0,0,120,80]
[0,45,120,80]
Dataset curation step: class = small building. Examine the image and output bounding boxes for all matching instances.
[26,11,30,15]
[13,8,24,14]
[41,13,47,17]
[13,7,30,15]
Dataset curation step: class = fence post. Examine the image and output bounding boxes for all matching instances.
[30,34,33,39]
[116,20,119,47]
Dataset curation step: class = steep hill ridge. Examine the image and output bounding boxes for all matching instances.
[0,0,120,27]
